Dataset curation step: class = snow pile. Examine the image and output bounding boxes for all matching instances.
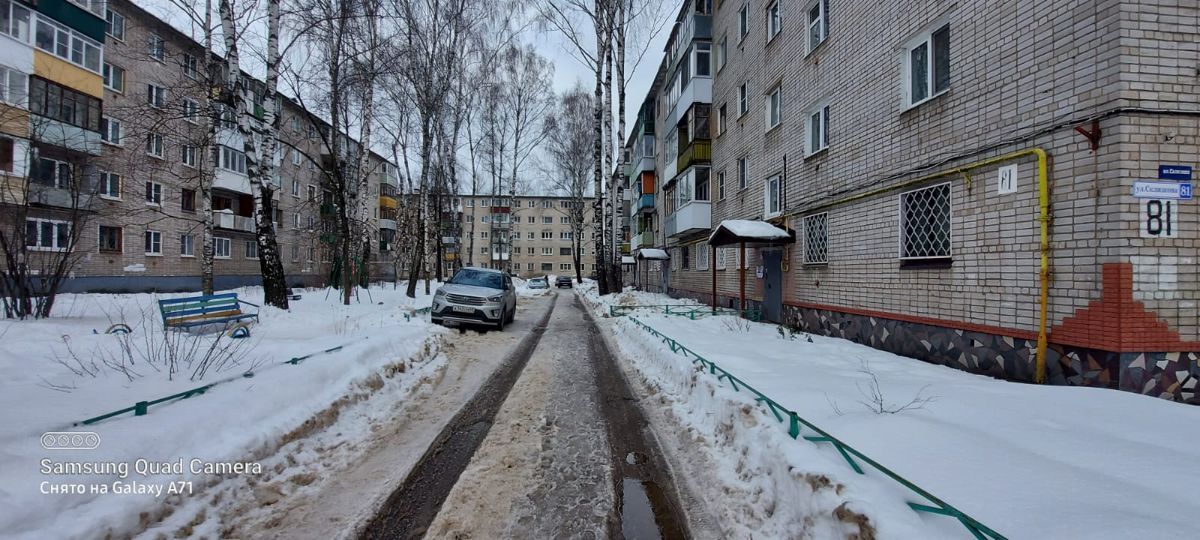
[0,284,446,540]
[582,286,1200,539]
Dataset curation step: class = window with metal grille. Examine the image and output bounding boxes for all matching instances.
[803,213,828,264]
[899,183,951,259]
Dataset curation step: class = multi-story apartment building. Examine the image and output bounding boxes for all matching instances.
[1,0,106,268]
[630,0,1200,404]
[457,194,595,279]
[4,0,398,292]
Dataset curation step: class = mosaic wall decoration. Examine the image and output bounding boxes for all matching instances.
[657,288,1200,405]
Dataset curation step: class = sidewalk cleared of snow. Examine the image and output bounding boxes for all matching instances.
[0,284,444,540]
[583,284,1200,539]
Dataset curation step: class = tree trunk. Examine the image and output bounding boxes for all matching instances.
[592,31,609,295]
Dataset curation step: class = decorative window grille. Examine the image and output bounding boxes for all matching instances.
[899,183,951,259]
[803,213,828,264]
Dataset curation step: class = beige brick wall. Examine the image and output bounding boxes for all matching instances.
[658,0,1200,343]
[459,196,596,278]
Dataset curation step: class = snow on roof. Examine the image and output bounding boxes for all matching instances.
[621,256,636,265]
[637,248,670,260]
[707,220,794,246]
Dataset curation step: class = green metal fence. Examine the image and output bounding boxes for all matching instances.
[75,344,347,426]
[608,303,761,321]
[623,315,1006,540]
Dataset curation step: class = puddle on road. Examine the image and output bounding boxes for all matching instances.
[621,477,663,540]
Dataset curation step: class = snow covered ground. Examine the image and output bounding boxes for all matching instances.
[0,283,446,540]
[582,284,1200,539]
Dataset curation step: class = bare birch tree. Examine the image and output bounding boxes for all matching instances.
[543,85,595,283]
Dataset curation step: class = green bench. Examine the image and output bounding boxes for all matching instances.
[158,293,259,330]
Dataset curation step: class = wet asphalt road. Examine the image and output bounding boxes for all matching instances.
[358,291,686,539]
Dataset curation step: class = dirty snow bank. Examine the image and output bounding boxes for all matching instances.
[0,284,444,540]
[582,284,1200,539]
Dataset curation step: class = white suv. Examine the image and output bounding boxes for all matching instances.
[431,267,518,330]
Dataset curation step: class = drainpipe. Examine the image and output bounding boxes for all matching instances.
[786,148,1052,383]
[711,244,717,313]
[739,241,746,315]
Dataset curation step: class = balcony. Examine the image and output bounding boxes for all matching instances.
[631,230,653,251]
[665,78,712,133]
[378,219,397,230]
[213,210,256,233]
[664,201,711,238]
[636,194,654,213]
[213,169,252,195]
[677,140,711,172]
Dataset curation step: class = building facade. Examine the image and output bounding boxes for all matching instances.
[0,0,399,293]
[458,194,595,279]
[629,0,1200,404]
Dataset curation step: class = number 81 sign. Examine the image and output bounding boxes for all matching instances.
[1140,199,1178,238]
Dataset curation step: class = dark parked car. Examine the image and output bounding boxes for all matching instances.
[555,276,573,288]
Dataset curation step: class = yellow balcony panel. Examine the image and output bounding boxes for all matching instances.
[34,52,103,98]
[379,195,397,209]
[0,105,30,138]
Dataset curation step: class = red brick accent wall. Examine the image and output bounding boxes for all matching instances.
[1051,263,1200,352]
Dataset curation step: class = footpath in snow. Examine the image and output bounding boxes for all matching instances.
[583,284,1200,540]
[0,283,447,540]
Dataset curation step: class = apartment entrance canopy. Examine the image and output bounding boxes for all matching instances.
[706,220,795,247]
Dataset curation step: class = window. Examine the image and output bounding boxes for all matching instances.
[183,98,199,123]
[904,23,951,108]
[182,145,198,168]
[717,170,726,200]
[102,63,124,92]
[26,218,70,251]
[174,233,193,257]
[306,245,314,261]
[141,230,162,255]
[559,263,572,271]
[181,189,196,212]
[682,246,690,269]
[307,216,315,230]
[737,157,748,189]
[803,213,828,264]
[307,185,316,201]
[697,245,709,270]
[696,168,710,201]
[716,34,727,71]
[695,43,711,77]
[182,53,198,79]
[765,174,781,216]
[148,34,165,61]
[146,132,164,158]
[542,216,553,224]
[147,84,166,108]
[145,181,162,205]
[290,244,299,262]
[766,2,781,41]
[98,226,122,252]
[807,104,829,154]
[213,145,247,173]
[560,247,572,256]
[292,214,300,229]
[291,149,301,165]
[738,3,749,40]
[291,180,300,197]
[766,85,782,130]
[899,183,952,259]
[28,77,102,132]
[527,232,534,239]
[715,246,727,270]
[541,230,553,240]
[738,83,748,116]
[105,9,125,40]
[2,1,32,43]
[0,137,10,173]
[560,231,573,240]
[542,247,553,256]
[32,157,72,188]
[480,246,489,255]
[541,200,552,208]
[214,237,231,258]
[34,16,101,72]
[481,231,489,239]
[716,104,726,136]
[807,1,828,53]
[245,240,258,259]
[0,65,26,105]
[541,263,553,271]
[100,116,122,145]
[98,171,120,198]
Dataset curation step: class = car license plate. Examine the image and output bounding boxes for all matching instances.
[452,306,474,313]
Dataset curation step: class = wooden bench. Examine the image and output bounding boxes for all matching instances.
[158,293,259,330]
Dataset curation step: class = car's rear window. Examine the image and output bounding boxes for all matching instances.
[450,269,503,289]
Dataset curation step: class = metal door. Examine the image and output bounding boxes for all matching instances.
[762,249,783,323]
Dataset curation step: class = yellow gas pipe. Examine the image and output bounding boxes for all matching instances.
[789,148,1051,382]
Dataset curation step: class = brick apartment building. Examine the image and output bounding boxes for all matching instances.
[2,0,400,293]
[628,0,1200,403]
[455,194,595,279]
